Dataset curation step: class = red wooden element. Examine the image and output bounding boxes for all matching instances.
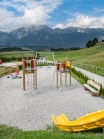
[57,62,60,70]
[30,59,34,68]
[22,59,26,68]
[9,70,12,75]
[63,61,66,70]
[0,59,2,64]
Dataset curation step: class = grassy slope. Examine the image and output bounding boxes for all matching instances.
[47,42,104,68]
[73,42,104,67]
[0,51,34,57]
[0,42,104,67]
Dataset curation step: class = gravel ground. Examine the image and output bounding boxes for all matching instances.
[0,66,104,131]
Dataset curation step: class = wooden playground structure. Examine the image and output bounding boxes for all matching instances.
[22,53,37,93]
[22,51,72,93]
[55,61,71,90]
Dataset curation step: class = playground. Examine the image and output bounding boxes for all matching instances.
[0,64,104,131]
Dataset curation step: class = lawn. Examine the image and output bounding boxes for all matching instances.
[0,42,104,68]
[0,51,34,57]
[0,125,104,139]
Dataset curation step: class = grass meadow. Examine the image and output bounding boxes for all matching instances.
[0,124,104,139]
[0,42,104,68]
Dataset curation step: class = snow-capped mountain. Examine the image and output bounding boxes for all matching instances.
[0,25,104,49]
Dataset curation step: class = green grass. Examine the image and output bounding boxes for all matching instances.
[72,63,104,77]
[0,125,104,139]
[0,51,35,57]
[43,42,104,76]
[38,42,104,77]
[46,42,104,68]
[0,42,104,77]
[0,42,104,68]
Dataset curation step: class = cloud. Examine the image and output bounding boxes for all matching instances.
[94,7,104,13]
[53,23,65,29]
[0,8,16,32]
[66,15,104,28]
[0,0,62,32]
[0,0,104,32]
[54,15,104,29]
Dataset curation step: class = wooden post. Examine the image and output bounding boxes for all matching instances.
[22,61,25,91]
[35,61,37,89]
[56,71,58,87]
[22,54,26,91]
[4,66,7,74]
[65,72,67,86]
[70,62,71,86]
[60,63,62,89]
[35,59,37,89]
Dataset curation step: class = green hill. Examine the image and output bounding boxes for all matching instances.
[0,42,104,68]
[51,42,104,68]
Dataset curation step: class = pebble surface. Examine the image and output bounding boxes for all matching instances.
[0,66,104,131]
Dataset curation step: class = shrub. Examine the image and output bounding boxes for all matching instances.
[18,65,22,70]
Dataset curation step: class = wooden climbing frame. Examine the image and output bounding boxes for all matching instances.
[22,53,37,92]
[56,61,71,90]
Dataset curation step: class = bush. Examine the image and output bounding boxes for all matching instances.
[72,67,89,83]
[18,65,22,70]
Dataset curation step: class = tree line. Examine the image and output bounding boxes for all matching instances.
[85,38,98,48]
[50,47,81,51]
[50,37,101,51]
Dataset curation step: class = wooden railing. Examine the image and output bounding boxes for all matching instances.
[72,62,104,71]
[0,65,18,75]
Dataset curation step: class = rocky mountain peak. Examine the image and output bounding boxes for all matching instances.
[0,25,104,48]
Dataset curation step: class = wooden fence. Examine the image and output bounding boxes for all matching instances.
[72,62,104,71]
[0,65,19,75]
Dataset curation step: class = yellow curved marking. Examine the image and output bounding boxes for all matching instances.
[51,110,104,132]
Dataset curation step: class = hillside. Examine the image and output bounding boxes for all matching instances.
[0,42,104,68]
[73,42,104,67]
[47,42,104,68]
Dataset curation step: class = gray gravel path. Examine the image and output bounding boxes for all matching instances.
[73,66,104,87]
[0,66,104,131]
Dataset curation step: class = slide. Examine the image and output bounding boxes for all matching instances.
[51,110,104,132]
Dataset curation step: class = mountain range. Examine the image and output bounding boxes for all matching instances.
[0,25,104,50]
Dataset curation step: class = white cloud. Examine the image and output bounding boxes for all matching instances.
[0,0,62,32]
[53,23,65,29]
[0,8,15,32]
[94,7,104,13]
[66,15,104,28]
[0,0,104,32]
[54,15,104,29]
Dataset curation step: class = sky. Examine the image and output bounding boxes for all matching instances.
[0,0,104,32]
